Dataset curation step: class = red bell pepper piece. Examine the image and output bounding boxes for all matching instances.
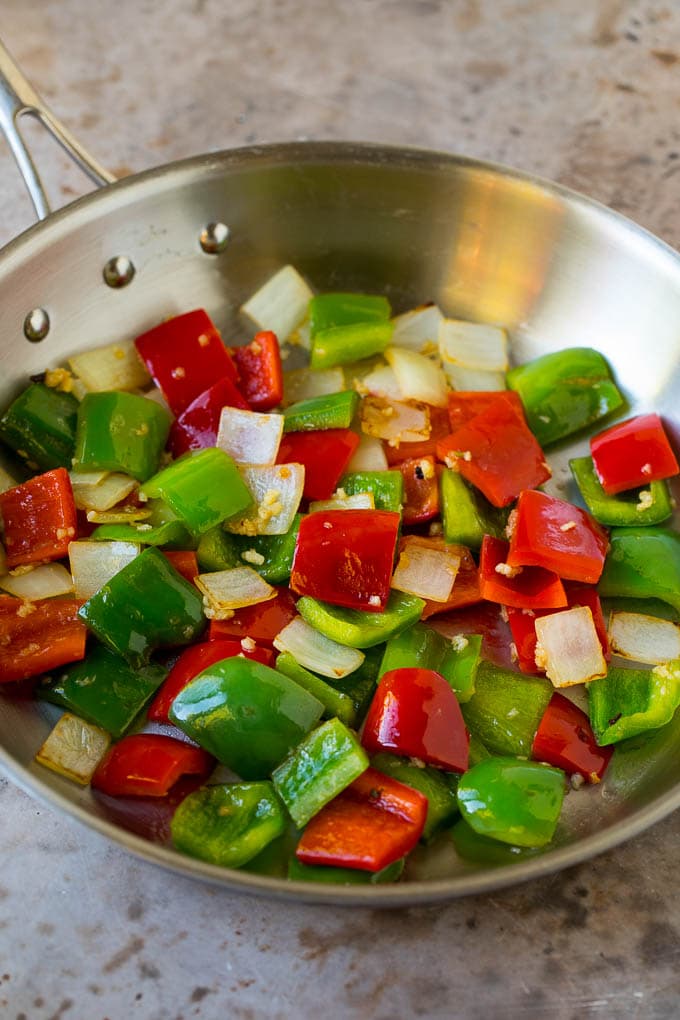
[383,405,451,466]
[447,390,524,433]
[507,584,610,675]
[91,734,214,797]
[479,535,567,610]
[208,587,298,646]
[0,468,77,569]
[290,509,401,612]
[167,376,249,458]
[231,331,283,411]
[507,489,609,583]
[148,638,274,723]
[0,595,87,683]
[277,428,360,501]
[396,456,440,525]
[436,401,551,508]
[161,550,200,585]
[295,766,427,872]
[432,601,515,670]
[397,536,481,619]
[532,692,613,783]
[362,667,469,771]
[134,309,238,416]
[590,412,680,495]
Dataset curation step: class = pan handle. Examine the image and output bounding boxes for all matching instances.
[0,39,116,220]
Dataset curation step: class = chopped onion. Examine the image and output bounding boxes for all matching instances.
[217,406,284,466]
[360,395,430,446]
[385,347,448,407]
[309,491,375,513]
[609,611,680,665]
[534,607,607,687]
[0,563,74,600]
[240,265,313,343]
[35,712,111,786]
[225,463,305,536]
[86,505,152,524]
[357,363,404,401]
[69,471,138,512]
[69,339,150,392]
[439,319,509,372]
[283,366,345,406]
[391,543,460,602]
[391,304,444,353]
[196,566,276,619]
[441,362,507,391]
[0,464,17,494]
[69,539,141,599]
[273,617,365,678]
[344,434,389,472]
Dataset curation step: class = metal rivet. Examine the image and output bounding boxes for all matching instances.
[103,255,136,288]
[24,307,50,342]
[200,222,230,254]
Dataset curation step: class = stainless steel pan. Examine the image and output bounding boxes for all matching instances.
[2,40,680,906]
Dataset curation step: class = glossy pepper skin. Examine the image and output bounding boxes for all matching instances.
[0,382,78,472]
[532,692,613,782]
[370,752,459,841]
[461,660,553,757]
[277,429,360,501]
[395,456,439,524]
[341,470,404,514]
[296,591,425,649]
[73,391,171,482]
[590,413,679,495]
[231,331,283,411]
[362,667,470,773]
[451,818,542,865]
[207,587,297,646]
[311,321,394,370]
[290,509,401,612]
[78,546,206,668]
[379,622,481,703]
[0,467,77,568]
[0,595,86,683]
[168,376,249,458]
[439,468,505,550]
[569,455,673,527]
[309,293,391,335]
[588,661,680,745]
[598,527,680,616]
[283,390,359,432]
[446,390,524,433]
[91,734,214,797]
[169,657,324,779]
[457,757,565,847]
[275,652,357,727]
[479,536,567,610]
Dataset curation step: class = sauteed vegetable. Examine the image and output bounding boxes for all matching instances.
[1,264,680,884]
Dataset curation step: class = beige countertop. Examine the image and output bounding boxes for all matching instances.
[1,2,680,1017]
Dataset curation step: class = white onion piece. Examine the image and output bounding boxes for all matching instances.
[70,472,138,512]
[534,607,607,687]
[609,611,680,665]
[439,318,509,371]
[0,465,17,494]
[391,544,460,602]
[216,407,284,466]
[0,563,74,600]
[196,566,276,619]
[69,540,141,599]
[344,434,389,472]
[441,362,507,392]
[225,463,305,536]
[86,505,152,524]
[385,347,448,407]
[360,396,430,446]
[309,491,375,513]
[358,363,404,401]
[69,470,109,487]
[391,304,444,352]
[283,366,345,406]
[35,712,111,786]
[240,265,313,342]
[273,617,365,678]
[69,339,150,392]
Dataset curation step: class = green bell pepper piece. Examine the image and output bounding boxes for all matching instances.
[283,391,359,432]
[440,468,506,550]
[240,823,301,879]
[468,732,493,767]
[461,660,553,756]
[371,752,459,841]
[0,382,78,472]
[379,623,481,703]
[341,470,404,513]
[140,448,252,536]
[78,546,205,668]
[197,516,302,583]
[323,644,383,722]
[275,652,356,727]
[91,499,192,549]
[296,591,425,649]
[451,818,543,865]
[506,347,624,447]
[38,643,166,738]
[171,782,286,868]
[272,717,369,828]
[311,321,394,370]
[588,661,680,745]
[288,856,404,884]
[309,293,391,335]
[598,527,680,615]
[196,526,242,571]
[570,455,672,527]
[457,756,565,847]
[73,391,171,482]
[170,657,324,779]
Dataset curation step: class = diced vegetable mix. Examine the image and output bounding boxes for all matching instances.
[1,265,680,886]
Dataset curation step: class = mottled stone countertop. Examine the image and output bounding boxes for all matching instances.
[1,2,680,1017]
